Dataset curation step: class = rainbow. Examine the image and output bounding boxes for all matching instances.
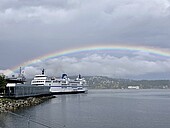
[4,44,170,75]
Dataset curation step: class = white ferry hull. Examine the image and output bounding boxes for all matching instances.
[49,85,87,94]
[50,89,87,94]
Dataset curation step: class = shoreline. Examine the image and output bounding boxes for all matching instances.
[0,95,56,113]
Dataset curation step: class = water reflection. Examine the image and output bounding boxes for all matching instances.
[1,90,170,128]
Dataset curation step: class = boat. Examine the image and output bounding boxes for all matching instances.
[31,69,88,94]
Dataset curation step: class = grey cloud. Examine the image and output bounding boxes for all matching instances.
[2,52,170,79]
[1,0,170,79]
[16,53,170,79]
[0,0,80,10]
[1,0,170,45]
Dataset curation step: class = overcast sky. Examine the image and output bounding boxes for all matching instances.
[0,0,170,79]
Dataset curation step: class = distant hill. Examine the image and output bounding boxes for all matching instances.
[84,76,170,89]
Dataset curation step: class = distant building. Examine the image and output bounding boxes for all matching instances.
[5,84,50,98]
[128,86,140,89]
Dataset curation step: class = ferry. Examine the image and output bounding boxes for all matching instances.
[31,69,88,94]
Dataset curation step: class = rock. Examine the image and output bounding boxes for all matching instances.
[0,95,56,113]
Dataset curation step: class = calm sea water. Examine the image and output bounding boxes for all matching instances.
[1,89,170,128]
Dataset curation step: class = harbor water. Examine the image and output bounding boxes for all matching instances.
[1,89,170,128]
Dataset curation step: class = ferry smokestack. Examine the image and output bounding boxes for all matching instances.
[42,69,45,75]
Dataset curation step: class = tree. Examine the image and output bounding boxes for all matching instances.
[0,74,7,93]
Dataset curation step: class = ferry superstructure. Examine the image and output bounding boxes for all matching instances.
[31,69,88,94]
